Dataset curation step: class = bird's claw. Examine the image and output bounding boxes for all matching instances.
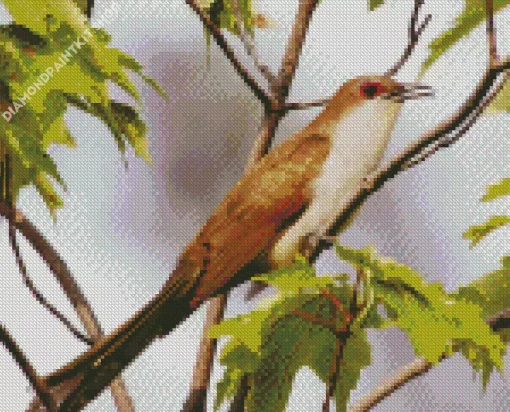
[301,231,336,259]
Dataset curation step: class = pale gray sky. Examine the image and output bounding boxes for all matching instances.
[1,1,510,410]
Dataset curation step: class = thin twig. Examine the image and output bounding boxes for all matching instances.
[7,225,92,346]
[184,2,322,410]
[486,0,499,68]
[1,153,56,411]
[273,0,321,101]
[349,357,434,412]
[405,70,509,169]
[322,271,363,412]
[322,334,343,412]
[0,201,135,411]
[186,0,274,110]
[349,308,510,412]
[181,294,226,412]
[2,154,91,345]
[231,0,275,85]
[386,0,432,77]
[0,322,56,411]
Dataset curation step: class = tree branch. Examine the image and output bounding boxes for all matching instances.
[346,17,510,406]
[349,307,510,412]
[315,57,510,258]
[486,0,499,68]
[0,322,56,411]
[349,356,434,412]
[231,0,275,85]
[386,0,432,77]
[181,294,226,412]
[272,0,321,101]
[282,98,330,112]
[185,0,275,110]
[1,152,58,411]
[184,2,322,410]
[7,223,92,346]
[403,70,508,170]
[0,202,134,412]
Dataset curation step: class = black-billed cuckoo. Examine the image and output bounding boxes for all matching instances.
[44,75,431,410]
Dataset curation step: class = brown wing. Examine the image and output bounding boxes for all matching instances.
[181,132,331,303]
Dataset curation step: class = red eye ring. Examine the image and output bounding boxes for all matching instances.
[360,82,386,98]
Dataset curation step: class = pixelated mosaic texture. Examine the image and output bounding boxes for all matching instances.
[1,1,510,411]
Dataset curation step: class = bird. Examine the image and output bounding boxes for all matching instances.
[42,75,431,410]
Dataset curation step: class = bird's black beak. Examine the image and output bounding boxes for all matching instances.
[383,82,433,102]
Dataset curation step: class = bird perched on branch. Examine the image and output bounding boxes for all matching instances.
[42,75,431,411]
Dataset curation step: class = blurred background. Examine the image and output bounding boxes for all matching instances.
[1,0,510,410]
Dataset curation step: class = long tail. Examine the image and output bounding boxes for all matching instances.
[42,258,201,411]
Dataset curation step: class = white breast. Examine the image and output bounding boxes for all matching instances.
[271,99,401,265]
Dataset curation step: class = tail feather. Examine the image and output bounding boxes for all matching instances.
[43,262,199,411]
[40,243,264,411]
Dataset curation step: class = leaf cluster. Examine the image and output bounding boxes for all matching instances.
[211,246,506,411]
[0,0,165,213]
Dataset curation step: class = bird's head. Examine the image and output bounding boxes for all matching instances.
[335,75,432,105]
[313,75,432,130]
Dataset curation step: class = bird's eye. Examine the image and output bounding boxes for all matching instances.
[360,82,385,99]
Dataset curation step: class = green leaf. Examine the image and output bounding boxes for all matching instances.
[214,367,245,411]
[43,113,75,148]
[204,0,256,37]
[422,0,510,73]
[72,0,89,16]
[12,54,105,113]
[2,0,89,37]
[336,245,506,384]
[247,291,356,412]
[481,178,510,202]
[213,280,365,412]
[486,78,510,113]
[209,310,268,353]
[333,327,371,412]
[369,0,385,11]
[460,256,510,321]
[249,315,323,412]
[0,2,163,213]
[335,244,377,268]
[34,172,64,215]
[463,215,510,248]
[117,51,168,99]
[252,254,346,294]
[65,97,151,163]
[109,102,150,162]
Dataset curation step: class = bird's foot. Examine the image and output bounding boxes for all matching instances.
[301,231,336,260]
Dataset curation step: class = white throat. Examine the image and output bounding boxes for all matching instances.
[271,99,401,265]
